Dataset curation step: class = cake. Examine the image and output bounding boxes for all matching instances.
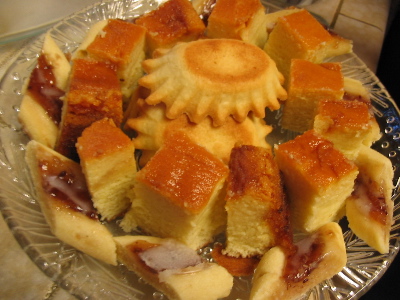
[281,59,344,132]
[19,33,71,148]
[314,99,381,160]
[114,235,233,300]
[135,0,206,56]
[346,146,394,254]
[250,222,347,300]
[264,9,352,81]
[206,0,268,48]
[25,140,117,265]
[76,118,137,221]
[264,7,301,33]
[223,145,294,258]
[55,58,123,160]
[120,132,228,250]
[73,19,146,100]
[126,100,272,165]
[274,130,359,233]
[139,38,287,126]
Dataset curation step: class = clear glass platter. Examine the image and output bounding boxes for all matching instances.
[0,0,399,299]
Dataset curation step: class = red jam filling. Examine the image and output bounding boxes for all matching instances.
[39,157,97,219]
[283,235,324,286]
[27,54,64,124]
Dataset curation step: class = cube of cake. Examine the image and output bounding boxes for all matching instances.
[206,0,268,48]
[25,140,117,265]
[250,222,346,300]
[314,99,381,160]
[223,145,293,258]
[281,59,344,132]
[346,146,394,254]
[275,130,359,233]
[264,9,352,80]
[120,132,228,249]
[19,33,71,148]
[76,118,137,221]
[55,58,123,160]
[114,235,233,300]
[135,0,206,56]
[74,19,146,100]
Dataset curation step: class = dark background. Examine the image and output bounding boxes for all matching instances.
[361,1,400,299]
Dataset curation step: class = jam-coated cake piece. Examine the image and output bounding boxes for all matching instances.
[19,33,71,148]
[346,146,394,254]
[25,140,117,265]
[114,235,233,300]
[250,222,346,300]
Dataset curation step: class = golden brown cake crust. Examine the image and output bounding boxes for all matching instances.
[135,0,205,54]
[86,19,146,67]
[226,145,294,254]
[55,59,123,160]
[77,118,133,160]
[276,130,357,188]
[136,132,228,214]
[184,39,267,86]
[316,99,372,132]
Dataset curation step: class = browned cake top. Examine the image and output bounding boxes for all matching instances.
[87,19,146,66]
[77,118,133,160]
[317,99,372,131]
[135,0,205,46]
[279,9,334,49]
[227,145,295,251]
[184,39,270,87]
[136,132,228,214]
[68,59,122,97]
[289,59,343,94]
[276,130,358,188]
[55,59,123,160]
[207,0,264,31]
[227,145,281,201]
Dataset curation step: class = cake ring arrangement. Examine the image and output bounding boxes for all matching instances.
[0,0,399,299]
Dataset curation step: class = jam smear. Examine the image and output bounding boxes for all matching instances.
[211,243,260,277]
[27,54,65,124]
[283,235,324,287]
[39,156,97,219]
[353,177,388,225]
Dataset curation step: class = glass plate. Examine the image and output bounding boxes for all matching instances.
[0,0,399,299]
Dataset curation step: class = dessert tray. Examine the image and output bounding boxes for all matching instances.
[0,0,399,299]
